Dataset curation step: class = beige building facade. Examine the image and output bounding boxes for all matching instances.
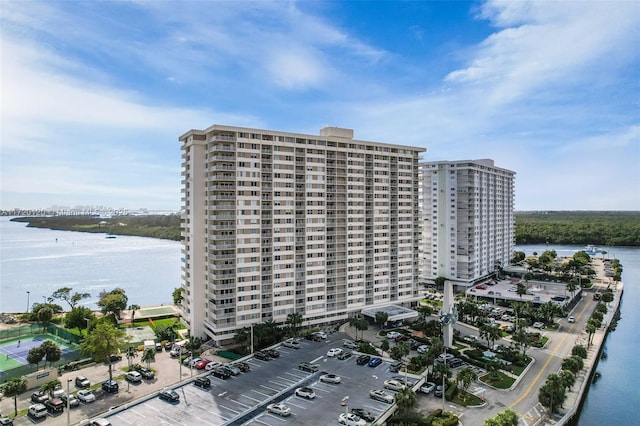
[179,125,425,343]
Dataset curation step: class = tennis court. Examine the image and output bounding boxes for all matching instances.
[0,334,78,374]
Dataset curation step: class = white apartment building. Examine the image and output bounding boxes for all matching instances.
[179,125,425,343]
[419,159,515,288]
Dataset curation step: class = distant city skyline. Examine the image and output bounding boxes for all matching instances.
[1,1,639,211]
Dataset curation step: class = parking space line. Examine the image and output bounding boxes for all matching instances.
[250,389,272,398]
[260,384,279,392]
[219,404,240,413]
[311,355,324,363]
[285,400,309,409]
[268,379,292,387]
[240,394,262,403]
[274,375,297,384]
[312,387,331,394]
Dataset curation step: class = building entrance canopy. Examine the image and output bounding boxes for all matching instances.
[360,304,419,323]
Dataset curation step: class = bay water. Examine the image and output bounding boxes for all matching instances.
[0,218,636,422]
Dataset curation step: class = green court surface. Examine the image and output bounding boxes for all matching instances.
[0,334,78,372]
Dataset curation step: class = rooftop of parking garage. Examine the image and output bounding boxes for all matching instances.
[361,304,420,322]
[465,278,573,306]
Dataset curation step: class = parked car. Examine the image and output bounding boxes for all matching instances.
[343,340,357,349]
[76,390,96,403]
[369,389,394,404]
[101,380,119,393]
[568,316,575,323]
[45,397,65,413]
[195,359,213,370]
[194,376,211,388]
[368,357,383,368]
[264,349,280,358]
[295,387,316,399]
[61,394,80,408]
[435,384,446,397]
[155,343,163,352]
[107,354,122,362]
[327,348,343,357]
[417,344,430,354]
[449,358,464,368]
[533,322,545,329]
[389,361,404,372]
[282,339,300,349]
[351,408,375,422]
[189,357,203,368]
[420,382,436,394]
[31,391,49,403]
[356,354,371,365]
[383,379,406,391]
[320,373,342,384]
[52,385,65,398]
[224,363,241,375]
[254,351,271,361]
[205,361,222,371]
[338,412,366,426]
[28,404,47,419]
[125,371,142,383]
[75,375,90,388]
[234,361,250,372]
[0,417,13,426]
[386,331,401,340]
[298,362,319,373]
[158,388,180,402]
[391,375,416,386]
[337,351,352,360]
[164,341,174,350]
[136,367,155,379]
[436,353,454,363]
[91,419,112,426]
[210,367,231,380]
[266,402,291,417]
[314,331,328,340]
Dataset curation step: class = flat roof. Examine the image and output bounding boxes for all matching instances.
[360,304,419,322]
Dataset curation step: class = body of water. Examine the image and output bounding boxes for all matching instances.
[515,244,638,425]
[0,220,636,423]
[0,217,182,313]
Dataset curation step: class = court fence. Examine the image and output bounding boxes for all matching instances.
[0,322,83,344]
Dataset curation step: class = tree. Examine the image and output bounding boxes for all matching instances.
[350,317,368,341]
[125,346,138,370]
[566,279,579,299]
[285,312,304,337]
[456,366,478,401]
[390,342,409,361]
[27,346,45,370]
[559,369,576,390]
[129,304,141,323]
[156,323,179,342]
[516,283,527,299]
[375,311,389,329]
[484,409,520,426]
[480,324,502,349]
[394,387,417,412]
[602,291,614,304]
[571,345,588,359]
[141,348,155,368]
[433,360,451,384]
[381,339,390,352]
[65,306,96,334]
[51,287,90,310]
[80,321,129,381]
[37,306,53,331]
[417,305,434,323]
[97,288,128,319]
[40,379,61,398]
[562,355,584,374]
[172,287,185,305]
[585,320,598,347]
[512,327,532,357]
[512,251,526,264]
[539,373,566,414]
[434,276,447,289]
[40,340,61,367]
[235,328,250,352]
[3,377,27,416]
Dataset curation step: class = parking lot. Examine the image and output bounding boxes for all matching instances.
[102,332,420,426]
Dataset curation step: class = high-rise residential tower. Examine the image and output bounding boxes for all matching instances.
[179,125,425,343]
[419,159,515,288]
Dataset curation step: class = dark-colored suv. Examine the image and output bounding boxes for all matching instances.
[211,367,231,380]
[101,380,119,393]
[30,391,49,403]
[45,398,65,413]
[194,376,211,388]
[298,362,319,373]
[356,354,371,365]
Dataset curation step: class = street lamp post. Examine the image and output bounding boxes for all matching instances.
[341,396,349,416]
[66,378,72,426]
[250,324,255,355]
[26,291,30,313]
[442,347,447,413]
[84,318,91,336]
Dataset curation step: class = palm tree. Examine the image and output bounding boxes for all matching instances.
[433,360,451,384]
[480,324,502,349]
[126,346,138,370]
[585,320,598,347]
[2,377,27,416]
[375,311,389,329]
[40,340,61,368]
[395,387,417,412]
[456,367,478,401]
[559,369,576,390]
[141,348,155,368]
[285,312,304,337]
[235,328,250,352]
[128,304,141,323]
[539,373,566,414]
[40,379,61,399]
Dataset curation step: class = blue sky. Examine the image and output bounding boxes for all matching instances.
[1,0,639,211]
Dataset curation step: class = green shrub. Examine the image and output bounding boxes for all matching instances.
[445,381,458,401]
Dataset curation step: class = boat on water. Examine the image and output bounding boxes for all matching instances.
[584,245,601,255]
[105,235,117,239]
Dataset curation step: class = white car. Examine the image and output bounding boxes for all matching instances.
[320,373,342,384]
[125,371,142,383]
[338,412,367,426]
[77,390,96,403]
[383,379,406,391]
[282,339,301,349]
[189,357,203,367]
[386,331,401,340]
[53,385,66,398]
[420,382,436,394]
[327,348,343,357]
[369,389,394,404]
[205,361,221,371]
[266,402,291,417]
[436,353,454,363]
[568,316,575,323]
[533,322,545,329]
[314,331,328,340]
[295,387,316,399]
[417,344,430,354]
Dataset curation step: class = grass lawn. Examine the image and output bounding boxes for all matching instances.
[479,371,515,389]
[120,317,184,330]
[451,390,485,406]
